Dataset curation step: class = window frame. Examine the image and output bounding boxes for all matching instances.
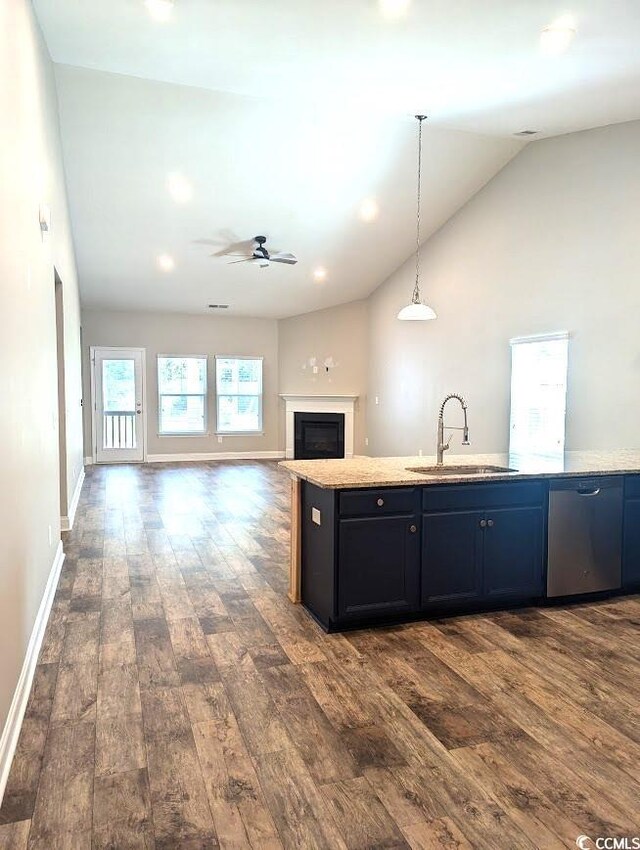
[215,355,264,435]
[157,354,209,437]
[508,331,569,466]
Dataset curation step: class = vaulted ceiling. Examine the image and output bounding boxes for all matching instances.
[35,0,640,318]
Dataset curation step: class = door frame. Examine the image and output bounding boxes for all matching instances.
[90,346,147,464]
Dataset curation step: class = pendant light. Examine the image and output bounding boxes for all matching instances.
[397,115,437,321]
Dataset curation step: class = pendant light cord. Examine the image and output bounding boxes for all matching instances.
[413,115,426,304]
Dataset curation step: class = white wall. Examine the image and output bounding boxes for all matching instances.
[367,121,640,457]
[278,299,369,455]
[0,0,83,730]
[81,309,280,459]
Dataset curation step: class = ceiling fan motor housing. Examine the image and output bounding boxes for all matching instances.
[254,235,269,259]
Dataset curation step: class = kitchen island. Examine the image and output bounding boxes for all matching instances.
[280,450,640,631]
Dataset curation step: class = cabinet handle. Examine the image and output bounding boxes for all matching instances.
[376,498,385,507]
[409,524,417,533]
[479,519,487,528]
[487,519,494,528]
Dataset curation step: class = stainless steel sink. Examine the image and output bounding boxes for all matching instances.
[406,464,518,476]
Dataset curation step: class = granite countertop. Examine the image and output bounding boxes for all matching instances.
[279,450,640,489]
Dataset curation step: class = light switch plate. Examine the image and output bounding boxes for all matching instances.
[311,507,321,526]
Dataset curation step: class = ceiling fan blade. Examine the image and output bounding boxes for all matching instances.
[270,253,298,265]
[213,239,257,258]
[227,257,253,265]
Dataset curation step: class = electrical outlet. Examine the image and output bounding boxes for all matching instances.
[365,437,369,447]
[418,448,423,456]
[217,435,223,444]
[375,396,379,405]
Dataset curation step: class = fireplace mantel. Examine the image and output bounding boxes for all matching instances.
[280,395,358,459]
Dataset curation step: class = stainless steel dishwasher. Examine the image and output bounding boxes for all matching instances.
[547,477,623,597]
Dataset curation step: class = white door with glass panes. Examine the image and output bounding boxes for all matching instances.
[91,347,146,463]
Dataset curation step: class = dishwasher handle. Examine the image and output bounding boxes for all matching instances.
[577,487,601,497]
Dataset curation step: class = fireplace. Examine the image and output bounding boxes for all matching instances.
[294,412,345,460]
[281,395,357,459]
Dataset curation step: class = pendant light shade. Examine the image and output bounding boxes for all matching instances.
[397,301,437,321]
[397,115,437,322]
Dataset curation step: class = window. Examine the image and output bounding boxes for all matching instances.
[509,332,569,468]
[216,356,263,433]
[158,356,207,434]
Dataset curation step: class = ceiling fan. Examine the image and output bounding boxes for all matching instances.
[226,236,298,269]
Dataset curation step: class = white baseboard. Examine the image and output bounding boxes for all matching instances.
[0,541,65,806]
[60,468,85,532]
[85,452,285,465]
[147,451,285,463]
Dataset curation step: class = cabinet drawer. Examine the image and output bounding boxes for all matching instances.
[340,488,417,517]
[422,481,544,512]
[625,475,640,499]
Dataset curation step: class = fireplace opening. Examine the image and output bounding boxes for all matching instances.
[294,411,345,460]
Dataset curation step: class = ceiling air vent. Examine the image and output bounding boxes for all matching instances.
[208,304,229,310]
[514,130,539,136]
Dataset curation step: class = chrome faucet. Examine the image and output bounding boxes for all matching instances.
[437,393,470,465]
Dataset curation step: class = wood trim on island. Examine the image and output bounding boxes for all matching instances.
[288,475,302,603]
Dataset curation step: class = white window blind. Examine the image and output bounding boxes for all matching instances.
[215,356,263,433]
[509,333,569,467]
[158,356,207,435]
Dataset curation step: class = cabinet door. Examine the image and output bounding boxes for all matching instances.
[422,511,484,605]
[338,516,419,619]
[623,499,640,588]
[483,506,544,598]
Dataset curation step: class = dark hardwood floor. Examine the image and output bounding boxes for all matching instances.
[0,461,639,849]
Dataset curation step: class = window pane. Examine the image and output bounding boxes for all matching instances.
[216,357,262,395]
[217,395,260,432]
[509,335,568,468]
[158,357,206,394]
[216,359,237,393]
[102,359,135,412]
[215,358,262,432]
[160,395,205,433]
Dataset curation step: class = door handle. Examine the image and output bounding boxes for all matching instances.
[487,519,494,527]
[409,524,417,534]
[376,498,384,507]
[479,519,487,528]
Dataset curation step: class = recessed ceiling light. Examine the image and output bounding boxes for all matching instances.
[166,171,193,204]
[514,129,540,136]
[157,253,175,272]
[540,15,576,55]
[359,198,379,223]
[208,304,229,309]
[313,267,328,282]
[144,0,173,22]
[378,0,411,18]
